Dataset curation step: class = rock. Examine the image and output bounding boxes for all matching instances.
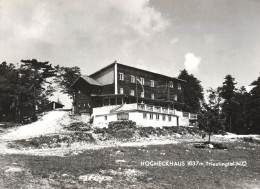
[115,160,127,164]
[5,166,23,173]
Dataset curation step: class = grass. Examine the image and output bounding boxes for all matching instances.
[0,122,22,129]
[1,139,259,189]
[7,133,95,149]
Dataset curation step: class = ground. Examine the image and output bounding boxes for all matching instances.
[0,111,259,189]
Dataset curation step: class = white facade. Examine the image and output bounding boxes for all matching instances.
[92,103,194,128]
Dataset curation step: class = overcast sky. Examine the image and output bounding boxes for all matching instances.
[1,0,260,90]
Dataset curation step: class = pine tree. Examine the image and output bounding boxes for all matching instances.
[198,88,224,142]
[247,76,260,134]
[0,62,19,121]
[178,69,204,112]
[54,65,81,97]
[219,75,238,133]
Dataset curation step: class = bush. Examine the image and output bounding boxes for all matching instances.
[108,120,137,130]
[65,122,91,131]
[111,129,135,139]
[243,137,260,144]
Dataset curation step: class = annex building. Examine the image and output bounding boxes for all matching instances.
[71,61,197,127]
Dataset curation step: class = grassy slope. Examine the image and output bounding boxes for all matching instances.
[0,140,259,189]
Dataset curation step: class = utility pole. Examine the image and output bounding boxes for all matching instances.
[136,76,138,104]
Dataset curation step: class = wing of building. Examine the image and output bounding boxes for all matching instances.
[70,62,197,127]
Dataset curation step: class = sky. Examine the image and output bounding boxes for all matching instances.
[1,0,260,92]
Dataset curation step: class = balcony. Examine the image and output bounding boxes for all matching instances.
[137,103,174,115]
[93,103,197,119]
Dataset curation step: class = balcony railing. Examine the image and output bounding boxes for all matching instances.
[154,106,161,112]
[93,103,197,119]
[137,103,197,119]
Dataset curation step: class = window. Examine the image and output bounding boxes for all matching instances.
[151,94,154,99]
[120,88,124,94]
[110,98,116,105]
[169,81,173,88]
[143,113,147,119]
[150,113,153,120]
[78,90,81,94]
[150,80,154,87]
[162,115,166,121]
[118,113,129,120]
[119,73,124,81]
[168,116,171,122]
[78,104,81,108]
[104,98,109,106]
[130,90,135,96]
[83,103,86,107]
[174,94,178,101]
[141,91,144,98]
[140,78,144,85]
[117,97,123,105]
[178,83,182,90]
[130,75,135,83]
[156,114,160,120]
[104,116,107,121]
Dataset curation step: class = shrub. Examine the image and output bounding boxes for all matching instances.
[65,122,91,131]
[108,120,137,130]
[110,129,135,139]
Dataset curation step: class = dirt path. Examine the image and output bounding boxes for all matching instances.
[0,111,71,141]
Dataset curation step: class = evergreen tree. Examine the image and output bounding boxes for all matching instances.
[198,88,224,142]
[178,69,204,112]
[54,65,81,97]
[0,59,57,122]
[19,59,57,119]
[0,62,19,121]
[246,76,260,134]
[219,75,238,132]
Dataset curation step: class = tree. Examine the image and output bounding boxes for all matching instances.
[54,65,81,97]
[198,88,224,142]
[233,87,249,134]
[0,59,57,122]
[246,76,260,134]
[0,62,19,121]
[19,59,57,119]
[178,69,204,112]
[219,75,238,132]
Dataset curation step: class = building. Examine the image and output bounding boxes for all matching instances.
[71,61,197,127]
[45,101,64,111]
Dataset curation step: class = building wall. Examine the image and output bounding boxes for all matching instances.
[129,112,178,127]
[72,79,94,114]
[94,114,117,128]
[92,111,179,127]
[102,84,114,94]
[91,65,115,86]
[117,64,184,104]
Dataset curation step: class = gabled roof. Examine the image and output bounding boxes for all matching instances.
[90,61,186,83]
[81,75,101,86]
[47,101,64,106]
[70,75,101,88]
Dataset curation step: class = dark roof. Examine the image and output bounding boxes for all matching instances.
[70,75,101,88]
[89,62,115,77]
[90,62,186,83]
[81,75,101,86]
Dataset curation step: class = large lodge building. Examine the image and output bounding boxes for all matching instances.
[71,61,197,127]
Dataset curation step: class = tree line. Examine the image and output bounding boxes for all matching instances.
[0,59,81,122]
[178,70,260,135]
